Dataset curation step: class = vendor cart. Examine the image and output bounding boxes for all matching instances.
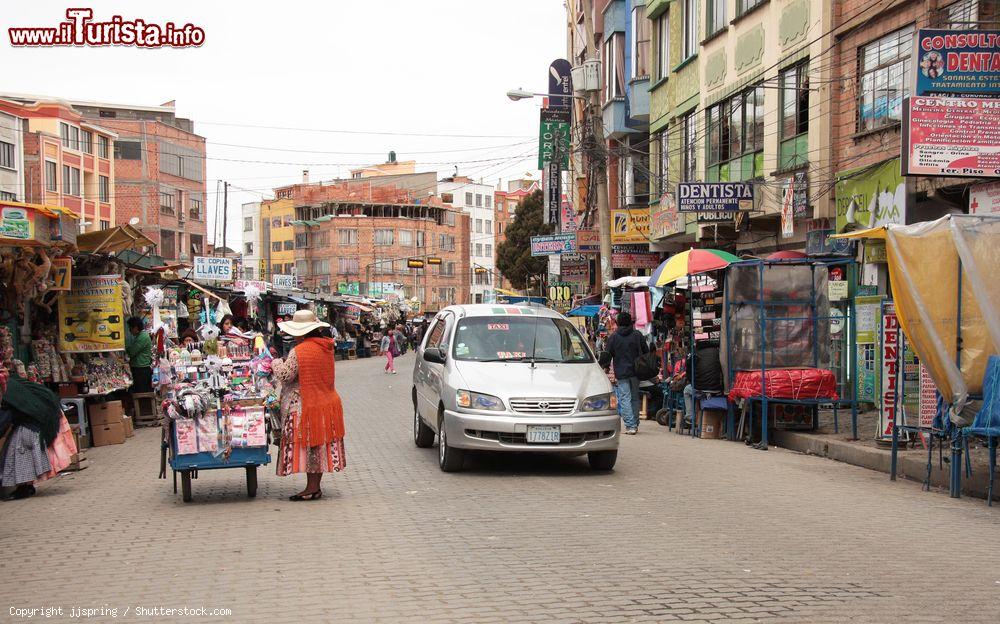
[169,437,270,502]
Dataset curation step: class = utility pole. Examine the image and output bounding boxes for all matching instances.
[220,181,228,257]
[581,0,614,288]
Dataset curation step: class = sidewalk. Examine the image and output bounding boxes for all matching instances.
[770,408,998,502]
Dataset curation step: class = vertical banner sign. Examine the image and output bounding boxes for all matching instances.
[877,301,903,441]
[918,364,938,428]
[780,181,795,239]
[58,275,126,353]
[855,295,883,403]
[548,59,573,117]
[538,109,571,170]
[545,163,561,226]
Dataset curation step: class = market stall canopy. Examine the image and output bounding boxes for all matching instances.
[648,249,739,287]
[77,224,155,254]
[834,215,1000,418]
[567,304,601,317]
[767,250,808,260]
[335,301,374,313]
[607,276,653,289]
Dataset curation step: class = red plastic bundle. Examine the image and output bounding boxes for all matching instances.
[728,368,839,401]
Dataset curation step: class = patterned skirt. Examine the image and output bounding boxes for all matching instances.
[276,408,346,476]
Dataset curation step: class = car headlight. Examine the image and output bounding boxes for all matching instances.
[456,390,505,411]
[582,393,616,412]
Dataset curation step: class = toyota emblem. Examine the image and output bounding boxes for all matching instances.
[538,401,550,411]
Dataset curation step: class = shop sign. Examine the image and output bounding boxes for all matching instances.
[914,30,1000,97]
[918,364,937,428]
[877,301,901,441]
[0,203,35,242]
[548,282,572,302]
[544,163,561,224]
[676,182,754,213]
[650,194,685,238]
[560,200,579,232]
[276,303,297,315]
[271,274,296,289]
[902,96,1000,177]
[610,208,650,244]
[531,233,577,256]
[575,229,600,254]
[234,279,269,293]
[193,256,233,281]
[969,180,1000,213]
[547,253,561,276]
[547,59,574,119]
[51,257,72,291]
[538,109,571,170]
[864,240,888,263]
[855,295,883,344]
[780,181,795,239]
[560,253,589,281]
[835,158,906,233]
[828,280,849,301]
[58,275,126,353]
[696,211,737,224]
[337,281,360,296]
[611,244,659,269]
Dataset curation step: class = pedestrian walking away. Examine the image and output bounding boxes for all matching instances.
[271,310,347,501]
[602,311,648,435]
[381,331,398,374]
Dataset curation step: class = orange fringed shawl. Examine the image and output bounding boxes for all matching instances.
[294,337,344,446]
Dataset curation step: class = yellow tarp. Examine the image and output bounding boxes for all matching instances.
[835,216,1000,415]
[77,224,155,253]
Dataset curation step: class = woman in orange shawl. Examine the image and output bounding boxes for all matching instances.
[271,310,346,501]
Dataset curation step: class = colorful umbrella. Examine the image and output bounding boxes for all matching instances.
[647,248,740,287]
[767,250,807,260]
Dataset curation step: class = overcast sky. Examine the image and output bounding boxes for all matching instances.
[3,0,566,247]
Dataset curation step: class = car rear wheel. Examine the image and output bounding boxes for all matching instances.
[588,450,617,471]
[413,406,434,448]
[438,415,465,472]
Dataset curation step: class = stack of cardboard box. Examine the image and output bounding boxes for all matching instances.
[88,400,131,447]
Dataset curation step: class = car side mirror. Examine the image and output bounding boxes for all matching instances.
[423,347,446,364]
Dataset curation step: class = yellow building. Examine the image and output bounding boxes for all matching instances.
[260,198,296,280]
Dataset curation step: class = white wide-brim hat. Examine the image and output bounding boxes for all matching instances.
[278,309,330,337]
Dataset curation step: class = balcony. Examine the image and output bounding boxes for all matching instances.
[603,98,630,140]
[627,77,650,127]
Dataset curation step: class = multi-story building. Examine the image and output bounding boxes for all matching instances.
[241,201,262,280]
[494,180,540,246]
[260,198,297,281]
[0,108,25,202]
[0,95,117,231]
[70,98,208,262]
[438,174,496,303]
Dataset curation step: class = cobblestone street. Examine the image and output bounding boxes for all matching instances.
[2,353,998,623]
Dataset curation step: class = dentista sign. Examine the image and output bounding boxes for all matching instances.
[676,182,754,213]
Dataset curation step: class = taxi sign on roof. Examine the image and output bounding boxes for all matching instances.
[490,306,536,315]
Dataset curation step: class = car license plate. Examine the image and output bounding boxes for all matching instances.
[526,425,560,444]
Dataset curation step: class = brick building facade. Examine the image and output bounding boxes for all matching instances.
[71,99,208,261]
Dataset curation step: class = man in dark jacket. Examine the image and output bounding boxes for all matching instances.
[683,343,723,424]
[605,312,648,434]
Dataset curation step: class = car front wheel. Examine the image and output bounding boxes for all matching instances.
[414,406,435,448]
[438,416,465,472]
[588,450,618,471]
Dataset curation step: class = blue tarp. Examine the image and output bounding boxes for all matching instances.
[568,305,601,318]
[965,355,1000,437]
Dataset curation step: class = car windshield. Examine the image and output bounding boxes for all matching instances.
[452,316,593,363]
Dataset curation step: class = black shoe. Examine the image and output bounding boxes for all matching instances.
[5,484,36,501]
[289,490,322,501]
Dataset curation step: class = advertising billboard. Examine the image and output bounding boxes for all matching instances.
[902,96,1000,177]
[676,182,754,213]
[610,208,650,243]
[530,233,577,256]
[914,29,1000,96]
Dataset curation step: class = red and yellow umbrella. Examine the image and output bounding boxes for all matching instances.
[647,248,739,287]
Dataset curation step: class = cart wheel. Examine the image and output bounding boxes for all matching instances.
[655,408,670,427]
[181,470,192,503]
[246,466,258,498]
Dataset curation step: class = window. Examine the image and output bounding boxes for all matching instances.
[0,141,14,169]
[444,210,456,226]
[338,257,359,274]
[654,130,669,194]
[98,175,109,202]
[945,0,978,28]
[284,262,294,275]
[632,4,650,78]
[60,123,69,148]
[311,231,330,248]
[416,230,425,248]
[294,233,309,247]
[706,84,764,181]
[475,243,483,257]
[399,230,413,246]
[0,191,15,201]
[485,195,492,208]
[621,137,650,205]
[338,228,358,245]
[465,192,473,206]
[159,190,175,214]
[780,61,810,169]
[497,201,505,212]
[99,220,110,230]
[99,110,116,118]
[446,262,456,276]
[374,258,392,275]
[374,229,394,245]
[395,258,408,273]
[243,217,254,232]
[738,0,766,15]
[604,32,626,98]
[451,316,593,363]
[486,219,493,234]
[244,267,255,280]
[114,140,142,160]
[311,259,330,275]
[708,0,727,35]
[60,123,79,150]
[190,234,203,256]
[98,135,110,159]
[45,161,57,191]
[682,112,697,182]
[244,242,254,255]
[497,222,504,235]
[272,241,282,252]
[476,219,483,233]
[475,194,483,207]
[485,244,493,257]
[81,130,93,154]
[441,192,454,204]
[283,240,294,251]
[293,261,305,275]
[190,198,202,220]
[160,230,176,260]
[656,12,670,80]
[62,165,81,196]
[683,0,697,60]
[858,26,913,132]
